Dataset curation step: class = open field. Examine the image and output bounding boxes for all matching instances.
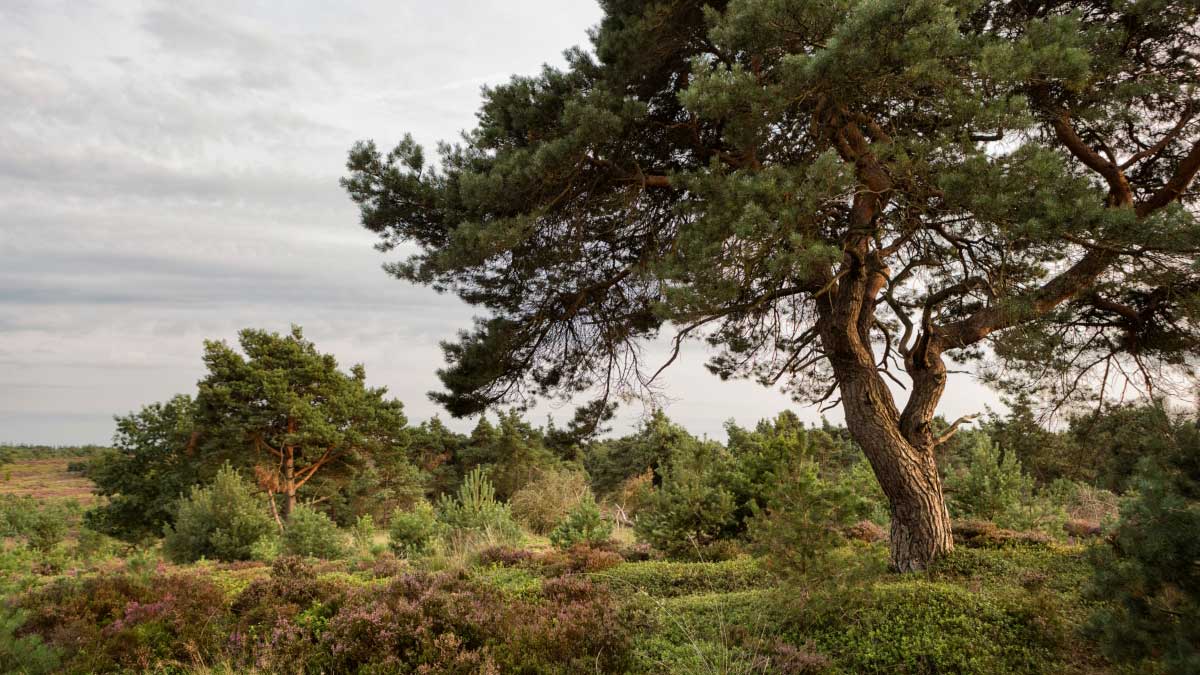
[0,458,97,506]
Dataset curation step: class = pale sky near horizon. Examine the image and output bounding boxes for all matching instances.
[0,0,1002,445]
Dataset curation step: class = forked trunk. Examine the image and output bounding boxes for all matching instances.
[836,363,954,571]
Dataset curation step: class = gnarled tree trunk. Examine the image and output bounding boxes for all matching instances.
[815,187,956,570]
[823,326,955,572]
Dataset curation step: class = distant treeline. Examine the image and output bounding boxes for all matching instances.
[0,444,110,464]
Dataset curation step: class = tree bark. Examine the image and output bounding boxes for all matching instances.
[282,445,296,520]
[824,334,954,572]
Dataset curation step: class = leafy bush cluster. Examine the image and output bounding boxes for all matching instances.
[549,496,613,549]
[281,505,345,559]
[629,412,886,563]
[388,500,440,557]
[0,495,73,552]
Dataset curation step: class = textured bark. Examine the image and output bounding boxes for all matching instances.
[282,446,296,520]
[820,316,954,572]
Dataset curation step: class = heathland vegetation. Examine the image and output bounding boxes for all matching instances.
[1,328,1198,673]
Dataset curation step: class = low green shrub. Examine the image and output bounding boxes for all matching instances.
[549,496,612,549]
[249,533,282,562]
[0,496,71,552]
[597,558,772,598]
[282,505,345,559]
[628,589,824,674]
[74,527,122,559]
[163,464,276,563]
[0,608,60,675]
[388,500,440,557]
[790,579,1069,674]
[928,545,1090,595]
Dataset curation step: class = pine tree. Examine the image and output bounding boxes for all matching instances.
[85,395,205,540]
[196,326,408,520]
[344,1,1200,570]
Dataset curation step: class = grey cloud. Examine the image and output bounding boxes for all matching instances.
[141,5,274,59]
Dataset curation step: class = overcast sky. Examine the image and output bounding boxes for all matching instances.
[0,0,1001,445]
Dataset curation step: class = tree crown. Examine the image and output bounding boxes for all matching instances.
[344,0,1200,420]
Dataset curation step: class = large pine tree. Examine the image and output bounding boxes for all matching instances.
[343,0,1200,570]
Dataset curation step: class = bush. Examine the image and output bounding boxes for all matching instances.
[282,505,345,559]
[0,609,60,675]
[17,571,230,673]
[388,501,440,557]
[509,467,591,534]
[435,467,522,544]
[749,460,879,574]
[350,514,376,554]
[250,534,282,562]
[320,571,635,674]
[1086,455,1200,674]
[792,580,1068,674]
[75,526,122,559]
[0,496,71,552]
[540,544,625,575]
[1043,478,1119,528]
[549,496,612,549]
[163,464,276,563]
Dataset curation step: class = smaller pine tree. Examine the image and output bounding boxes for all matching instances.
[1086,439,1200,674]
[388,501,440,557]
[281,504,346,559]
[945,436,1039,529]
[163,463,275,563]
[549,497,612,549]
